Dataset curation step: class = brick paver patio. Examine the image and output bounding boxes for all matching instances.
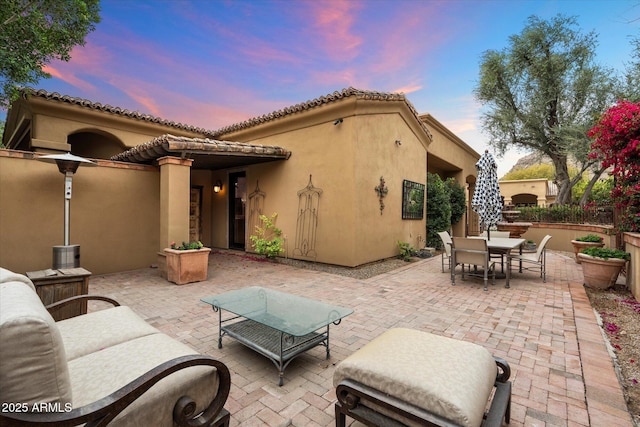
[88,250,633,427]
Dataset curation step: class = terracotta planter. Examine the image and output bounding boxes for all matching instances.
[578,253,626,289]
[571,240,604,263]
[164,247,211,285]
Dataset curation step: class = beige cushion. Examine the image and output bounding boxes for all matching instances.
[69,333,219,426]
[333,328,497,427]
[57,306,160,360]
[0,267,36,291]
[0,281,72,405]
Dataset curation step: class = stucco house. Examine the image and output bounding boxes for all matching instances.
[499,178,558,207]
[1,88,481,275]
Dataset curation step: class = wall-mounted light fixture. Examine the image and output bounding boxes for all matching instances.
[334,118,343,125]
[213,180,223,193]
[395,139,402,146]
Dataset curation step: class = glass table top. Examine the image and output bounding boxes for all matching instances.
[201,286,353,336]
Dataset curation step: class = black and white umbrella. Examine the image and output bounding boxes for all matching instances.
[471,150,502,239]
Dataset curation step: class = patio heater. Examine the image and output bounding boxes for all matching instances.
[38,153,96,269]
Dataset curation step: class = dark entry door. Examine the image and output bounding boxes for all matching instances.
[229,172,246,250]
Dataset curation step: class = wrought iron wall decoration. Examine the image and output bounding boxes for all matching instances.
[374,176,389,214]
[402,180,425,220]
[248,180,266,236]
[293,175,323,259]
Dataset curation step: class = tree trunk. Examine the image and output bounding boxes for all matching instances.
[578,167,606,206]
[549,153,572,205]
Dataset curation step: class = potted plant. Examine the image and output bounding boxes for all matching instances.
[163,240,211,285]
[523,240,537,251]
[570,234,604,263]
[578,247,630,289]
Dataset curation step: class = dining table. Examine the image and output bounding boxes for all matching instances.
[468,236,526,287]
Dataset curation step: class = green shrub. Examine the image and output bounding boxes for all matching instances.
[575,234,603,243]
[426,173,451,249]
[170,241,204,250]
[397,241,415,261]
[580,247,630,260]
[445,177,466,226]
[249,213,285,258]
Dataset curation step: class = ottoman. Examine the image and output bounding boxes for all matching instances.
[333,328,511,427]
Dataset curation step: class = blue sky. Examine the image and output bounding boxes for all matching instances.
[6,0,639,176]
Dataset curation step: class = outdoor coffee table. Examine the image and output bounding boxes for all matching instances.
[201,286,353,385]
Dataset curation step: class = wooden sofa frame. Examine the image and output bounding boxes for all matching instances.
[334,357,511,427]
[0,295,231,427]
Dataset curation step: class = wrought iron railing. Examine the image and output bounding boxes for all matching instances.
[514,205,614,225]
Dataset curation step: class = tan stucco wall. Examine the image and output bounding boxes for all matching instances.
[7,96,207,155]
[217,98,429,267]
[521,223,616,253]
[0,150,160,275]
[159,157,192,250]
[500,179,549,206]
[2,92,482,270]
[421,114,480,238]
[624,233,639,299]
[191,169,215,245]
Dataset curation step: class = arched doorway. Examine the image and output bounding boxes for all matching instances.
[68,131,125,159]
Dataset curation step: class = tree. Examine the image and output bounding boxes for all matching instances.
[426,173,451,249]
[474,14,616,205]
[502,164,555,181]
[0,0,101,108]
[445,178,466,225]
[621,36,640,102]
[588,100,640,233]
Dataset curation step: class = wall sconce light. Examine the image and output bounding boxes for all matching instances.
[213,180,223,193]
[334,118,343,125]
[395,139,402,146]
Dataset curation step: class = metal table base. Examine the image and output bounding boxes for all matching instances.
[217,314,331,386]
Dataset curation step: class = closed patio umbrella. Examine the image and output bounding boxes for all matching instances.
[472,150,502,239]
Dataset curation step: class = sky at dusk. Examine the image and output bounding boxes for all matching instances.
[5,0,639,176]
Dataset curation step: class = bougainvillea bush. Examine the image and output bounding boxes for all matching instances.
[588,100,640,232]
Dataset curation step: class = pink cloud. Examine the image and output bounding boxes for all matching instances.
[392,84,423,95]
[308,1,363,62]
[42,64,96,93]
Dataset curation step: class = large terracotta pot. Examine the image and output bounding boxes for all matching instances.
[578,253,626,289]
[163,247,211,285]
[571,240,604,263]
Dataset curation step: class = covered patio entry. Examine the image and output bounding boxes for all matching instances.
[112,134,291,252]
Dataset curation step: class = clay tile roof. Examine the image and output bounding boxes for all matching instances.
[110,134,291,168]
[26,89,219,137]
[26,87,432,141]
[211,87,432,140]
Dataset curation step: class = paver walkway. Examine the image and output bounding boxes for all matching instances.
[89,250,633,427]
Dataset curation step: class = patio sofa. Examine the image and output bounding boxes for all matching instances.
[0,267,231,426]
[334,328,511,427]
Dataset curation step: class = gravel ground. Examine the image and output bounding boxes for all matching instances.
[586,284,640,425]
[278,255,419,279]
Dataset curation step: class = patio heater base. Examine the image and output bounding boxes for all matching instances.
[53,245,80,269]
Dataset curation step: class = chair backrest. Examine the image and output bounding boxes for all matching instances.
[452,237,489,266]
[535,235,553,260]
[491,231,511,238]
[438,231,452,256]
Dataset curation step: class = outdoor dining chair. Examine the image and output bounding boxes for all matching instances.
[451,237,496,291]
[482,230,511,271]
[437,231,453,273]
[507,235,553,283]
